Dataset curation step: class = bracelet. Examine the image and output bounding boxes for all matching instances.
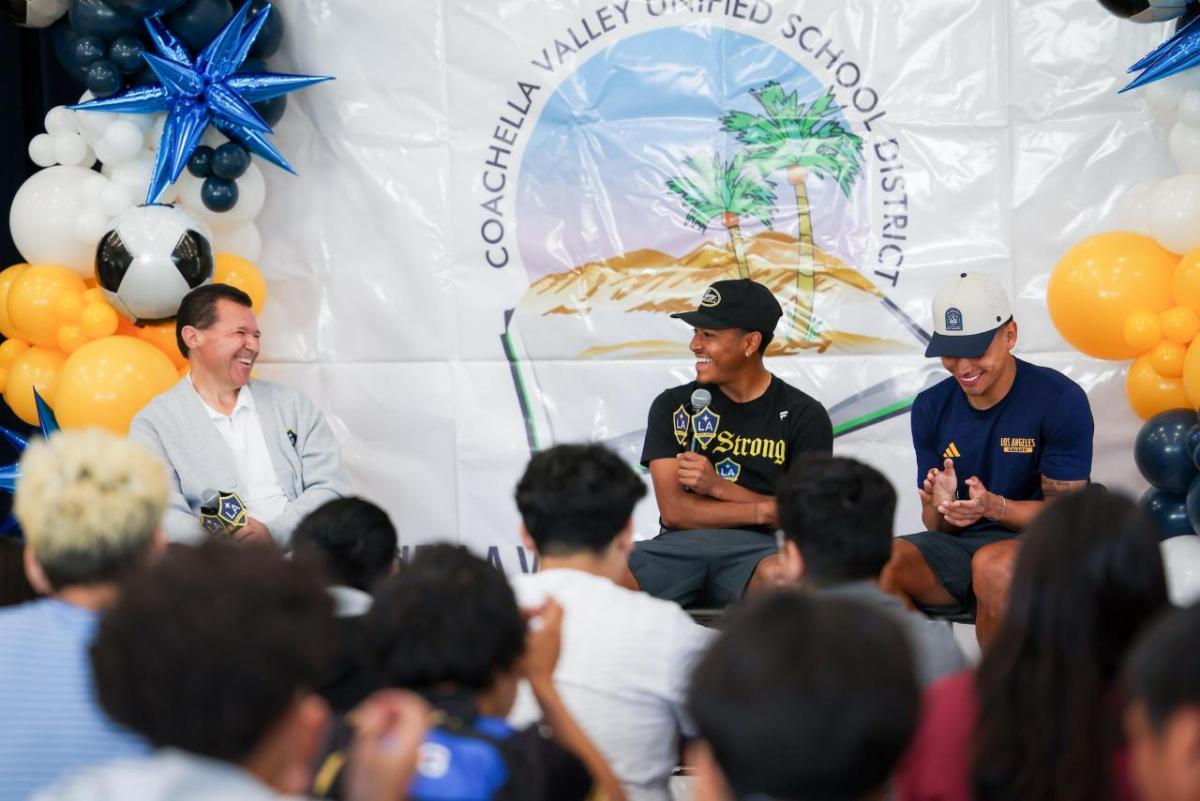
[988,494,1006,522]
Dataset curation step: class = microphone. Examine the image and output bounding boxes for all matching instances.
[199,487,248,537]
[689,388,712,453]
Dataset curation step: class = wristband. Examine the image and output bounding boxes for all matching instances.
[988,494,1006,522]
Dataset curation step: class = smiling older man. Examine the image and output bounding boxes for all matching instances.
[881,272,1093,647]
[130,284,347,547]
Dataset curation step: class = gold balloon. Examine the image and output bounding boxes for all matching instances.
[1152,341,1188,378]
[1049,232,1178,360]
[1161,306,1200,345]
[54,291,84,324]
[133,319,187,369]
[54,336,179,433]
[1129,354,1192,420]
[7,265,87,348]
[214,254,267,315]
[1175,247,1200,312]
[3,346,65,425]
[0,264,30,341]
[80,303,119,339]
[0,339,29,368]
[1124,310,1163,351]
[56,325,87,354]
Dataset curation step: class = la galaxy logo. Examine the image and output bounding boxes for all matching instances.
[945,307,963,332]
[671,404,689,446]
[715,457,741,482]
[701,287,722,307]
[691,406,720,449]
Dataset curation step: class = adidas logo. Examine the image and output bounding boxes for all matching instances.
[943,442,961,459]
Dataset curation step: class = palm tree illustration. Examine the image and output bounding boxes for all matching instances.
[722,83,864,340]
[665,151,776,279]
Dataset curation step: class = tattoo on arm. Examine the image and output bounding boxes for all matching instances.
[1041,476,1087,499]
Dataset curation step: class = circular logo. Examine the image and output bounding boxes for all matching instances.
[701,287,722,307]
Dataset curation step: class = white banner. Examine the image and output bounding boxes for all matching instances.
[252,0,1173,570]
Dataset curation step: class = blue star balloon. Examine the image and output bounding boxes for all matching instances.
[0,390,60,540]
[69,2,332,204]
[1123,14,1200,92]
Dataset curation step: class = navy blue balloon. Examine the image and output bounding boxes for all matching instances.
[1142,487,1196,540]
[68,0,142,39]
[201,176,238,211]
[246,0,282,59]
[187,145,214,177]
[72,35,107,69]
[105,0,188,17]
[165,0,233,54]
[211,142,249,179]
[1135,409,1200,494]
[1187,473,1200,538]
[49,18,88,81]
[85,60,124,98]
[108,36,145,74]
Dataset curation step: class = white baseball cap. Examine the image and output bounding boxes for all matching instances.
[925,273,1013,358]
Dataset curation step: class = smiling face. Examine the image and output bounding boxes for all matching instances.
[690,326,758,386]
[185,298,260,390]
[939,321,1017,407]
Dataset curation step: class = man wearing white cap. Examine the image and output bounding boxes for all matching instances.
[881,273,1093,647]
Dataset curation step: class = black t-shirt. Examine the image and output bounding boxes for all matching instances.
[641,375,833,533]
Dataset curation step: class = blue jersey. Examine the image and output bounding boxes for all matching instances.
[911,358,1093,531]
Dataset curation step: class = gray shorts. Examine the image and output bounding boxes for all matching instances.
[628,528,777,609]
[901,527,1017,611]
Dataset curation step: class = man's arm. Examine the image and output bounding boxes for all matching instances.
[937,475,1088,531]
[128,414,207,544]
[649,458,775,530]
[264,397,349,547]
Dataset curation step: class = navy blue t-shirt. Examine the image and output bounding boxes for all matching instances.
[911,358,1093,532]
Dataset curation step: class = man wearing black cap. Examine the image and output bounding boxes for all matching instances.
[628,279,833,607]
[881,273,1094,647]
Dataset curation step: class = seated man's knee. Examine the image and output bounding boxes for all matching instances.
[747,554,783,594]
[881,539,924,588]
[971,541,1017,600]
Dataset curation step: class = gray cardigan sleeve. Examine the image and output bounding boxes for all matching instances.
[266,394,348,547]
[128,413,207,545]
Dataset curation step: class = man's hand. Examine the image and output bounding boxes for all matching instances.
[519,598,563,685]
[938,475,989,528]
[344,690,430,801]
[676,451,719,496]
[922,458,958,509]
[233,517,274,547]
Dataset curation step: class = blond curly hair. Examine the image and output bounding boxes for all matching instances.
[15,429,169,587]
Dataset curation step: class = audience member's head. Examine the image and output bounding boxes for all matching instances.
[366,544,526,713]
[687,591,919,801]
[15,429,168,595]
[972,486,1169,801]
[91,542,335,794]
[514,443,646,560]
[1124,603,1200,801]
[775,454,896,585]
[293,497,398,592]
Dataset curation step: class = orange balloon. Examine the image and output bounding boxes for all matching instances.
[0,264,29,341]
[81,288,105,306]
[1049,232,1178,360]
[80,303,119,339]
[1124,310,1163,351]
[1152,340,1188,378]
[115,316,138,337]
[54,291,84,324]
[1162,306,1200,345]
[1175,247,1200,312]
[56,325,87,354]
[54,336,178,433]
[0,339,29,368]
[3,346,65,425]
[7,265,87,348]
[133,319,186,368]
[0,367,9,394]
[214,254,267,315]
[1129,354,1192,420]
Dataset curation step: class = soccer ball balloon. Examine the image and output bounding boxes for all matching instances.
[1096,0,1192,22]
[2,0,68,27]
[95,204,214,324]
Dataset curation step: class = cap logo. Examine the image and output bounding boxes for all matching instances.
[945,307,963,332]
[700,287,721,307]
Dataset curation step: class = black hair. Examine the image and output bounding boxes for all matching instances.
[775,455,896,583]
[365,544,525,692]
[971,486,1169,801]
[38,539,155,590]
[687,591,919,801]
[293,497,398,592]
[90,542,334,763]
[175,283,254,357]
[1124,603,1200,732]
[515,444,647,556]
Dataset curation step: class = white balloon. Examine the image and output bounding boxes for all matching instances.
[28,133,57,167]
[79,146,97,170]
[1117,180,1158,235]
[100,182,134,217]
[1161,535,1200,606]
[122,112,155,134]
[1151,174,1200,254]
[74,207,109,243]
[176,161,265,230]
[82,173,107,199]
[75,99,117,146]
[1169,122,1200,173]
[102,120,146,164]
[9,166,100,276]
[1145,71,1194,128]
[213,221,262,262]
[52,131,87,167]
[147,116,167,151]
[43,106,76,136]
[1180,91,1200,128]
[111,151,155,191]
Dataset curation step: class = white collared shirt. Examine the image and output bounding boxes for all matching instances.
[191,381,288,525]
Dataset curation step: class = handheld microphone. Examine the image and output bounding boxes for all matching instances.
[199,488,248,537]
[689,388,712,453]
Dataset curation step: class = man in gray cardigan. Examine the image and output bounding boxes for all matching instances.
[130,284,347,547]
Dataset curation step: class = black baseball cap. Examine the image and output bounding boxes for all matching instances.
[671,279,783,333]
